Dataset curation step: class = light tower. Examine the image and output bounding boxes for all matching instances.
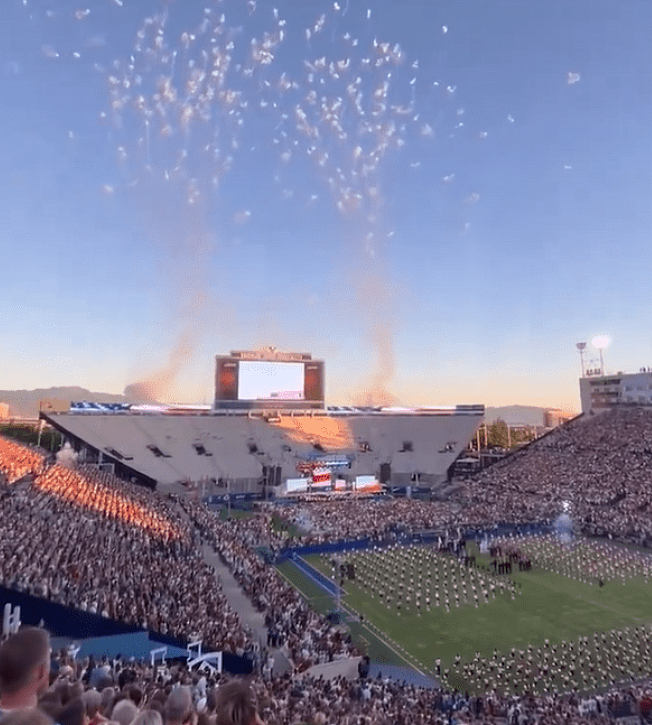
[591,335,611,376]
[576,342,587,377]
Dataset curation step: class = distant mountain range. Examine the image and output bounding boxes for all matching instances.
[0,387,130,419]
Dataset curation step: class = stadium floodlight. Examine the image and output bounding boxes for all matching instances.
[576,342,587,377]
[591,335,611,349]
[591,335,611,376]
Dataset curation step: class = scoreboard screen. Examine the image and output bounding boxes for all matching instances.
[215,354,324,409]
[238,361,304,401]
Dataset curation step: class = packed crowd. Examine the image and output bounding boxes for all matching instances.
[5,626,652,725]
[0,435,46,484]
[251,672,652,725]
[180,500,359,672]
[458,407,652,541]
[36,465,182,540]
[0,437,363,668]
[266,408,652,548]
[267,498,459,543]
[6,406,652,720]
[0,443,248,652]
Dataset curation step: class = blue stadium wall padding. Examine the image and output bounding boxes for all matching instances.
[51,632,187,661]
[0,585,142,639]
[1,586,253,673]
[222,652,254,675]
[276,522,553,561]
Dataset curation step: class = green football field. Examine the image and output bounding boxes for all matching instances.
[279,536,652,695]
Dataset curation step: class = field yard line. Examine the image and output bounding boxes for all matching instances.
[295,555,341,596]
[340,601,431,678]
[275,567,333,601]
[527,573,645,624]
[581,598,645,623]
[275,565,333,604]
[279,561,429,678]
[299,561,430,677]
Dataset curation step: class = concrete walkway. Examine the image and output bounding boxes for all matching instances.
[200,544,292,676]
[171,499,292,675]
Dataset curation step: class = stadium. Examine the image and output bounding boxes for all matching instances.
[3,349,652,723]
[38,350,485,495]
[3,0,650,717]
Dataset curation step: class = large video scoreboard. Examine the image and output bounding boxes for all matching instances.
[215,349,325,410]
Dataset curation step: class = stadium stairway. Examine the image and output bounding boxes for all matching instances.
[166,498,292,675]
[200,544,292,675]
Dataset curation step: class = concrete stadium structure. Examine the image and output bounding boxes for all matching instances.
[580,368,652,414]
[40,405,484,493]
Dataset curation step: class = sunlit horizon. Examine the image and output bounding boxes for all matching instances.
[2,0,650,415]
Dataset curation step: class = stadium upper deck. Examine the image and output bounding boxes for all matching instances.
[40,404,484,492]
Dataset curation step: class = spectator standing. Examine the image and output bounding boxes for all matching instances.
[0,628,51,716]
[163,687,193,725]
[215,681,263,725]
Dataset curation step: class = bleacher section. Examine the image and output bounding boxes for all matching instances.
[0,435,249,652]
[42,407,484,491]
[0,435,46,482]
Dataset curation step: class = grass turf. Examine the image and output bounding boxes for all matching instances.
[270,514,304,539]
[275,560,421,669]
[294,538,652,694]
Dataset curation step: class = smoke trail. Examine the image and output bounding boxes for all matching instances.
[32,0,466,404]
[367,319,398,406]
[123,321,199,403]
[122,182,211,403]
[350,269,400,407]
[351,322,399,407]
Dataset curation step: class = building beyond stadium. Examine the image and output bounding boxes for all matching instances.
[39,350,484,494]
[580,367,652,414]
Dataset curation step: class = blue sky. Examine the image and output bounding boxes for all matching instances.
[1,0,650,410]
